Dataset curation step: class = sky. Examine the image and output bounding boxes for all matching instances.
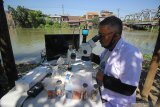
[3,0,160,18]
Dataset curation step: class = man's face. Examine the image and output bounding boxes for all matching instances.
[99,25,115,48]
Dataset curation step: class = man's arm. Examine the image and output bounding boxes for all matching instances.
[103,75,137,96]
[90,53,100,64]
[96,71,137,96]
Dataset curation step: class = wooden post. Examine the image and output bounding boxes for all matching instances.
[0,0,18,88]
[141,19,160,100]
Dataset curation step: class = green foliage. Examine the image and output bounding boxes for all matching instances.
[8,5,18,26]
[11,6,30,27]
[45,17,53,25]
[142,54,152,70]
[143,54,152,61]
[91,17,99,28]
[28,10,46,28]
[79,23,86,29]
[45,24,52,29]
[53,21,61,28]
[38,24,45,28]
[7,6,73,29]
[61,22,69,28]
[8,6,48,28]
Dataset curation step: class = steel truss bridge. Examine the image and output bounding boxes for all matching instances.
[123,7,159,28]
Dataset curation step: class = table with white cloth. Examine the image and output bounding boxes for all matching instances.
[0,58,102,107]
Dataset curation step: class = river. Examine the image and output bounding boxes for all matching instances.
[8,28,158,64]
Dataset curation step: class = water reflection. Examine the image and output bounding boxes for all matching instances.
[122,31,158,54]
[9,28,158,63]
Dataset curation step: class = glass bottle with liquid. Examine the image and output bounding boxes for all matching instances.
[90,84,99,102]
[67,44,76,71]
[55,80,64,97]
[82,83,88,100]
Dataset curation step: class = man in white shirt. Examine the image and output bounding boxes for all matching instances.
[91,16,143,107]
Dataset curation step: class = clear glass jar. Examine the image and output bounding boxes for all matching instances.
[90,84,98,102]
[55,80,64,97]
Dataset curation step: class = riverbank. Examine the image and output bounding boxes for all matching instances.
[137,59,160,106]
[16,63,38,75]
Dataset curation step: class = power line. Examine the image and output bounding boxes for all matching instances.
[62,4,64,15]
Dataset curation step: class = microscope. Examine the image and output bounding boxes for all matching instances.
[66,27,100,71]
[79,28,100,61]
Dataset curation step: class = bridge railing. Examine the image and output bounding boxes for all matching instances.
[124,8,159,23]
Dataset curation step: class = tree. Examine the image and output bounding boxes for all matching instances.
[91,16,99,28]
[28,10,46,28]
[45,17,53,25]
[79,22,86,29]
[15,6,30,27]
[61,22,69,28]
[8,5,18,26]
[8,5,46,28]
[53,21,61,28]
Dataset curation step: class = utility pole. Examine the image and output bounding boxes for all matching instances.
[117,8,120,18]
[0,0,18,88]
[62,4,64,15]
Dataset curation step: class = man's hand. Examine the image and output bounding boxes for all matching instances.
[90,53,100,64]
[96,70,104,82]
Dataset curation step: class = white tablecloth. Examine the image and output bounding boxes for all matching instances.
[1,60,102,107]
[23,69,102,107]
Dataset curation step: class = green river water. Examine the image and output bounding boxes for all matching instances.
[8,28,158,63]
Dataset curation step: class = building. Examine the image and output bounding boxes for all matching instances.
[61,15,68,22]
[99,10,114,21]
[49,15,86,27]
[49,15,61,23]
[61,15,86,27]
[100,10,113,17]
[85,12,99,29]
[86,12,99,20]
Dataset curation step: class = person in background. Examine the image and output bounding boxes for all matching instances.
[91,16,143,107]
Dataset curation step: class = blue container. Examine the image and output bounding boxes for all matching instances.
[82,29,89,37]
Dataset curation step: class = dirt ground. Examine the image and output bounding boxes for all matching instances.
[136,60,160,106]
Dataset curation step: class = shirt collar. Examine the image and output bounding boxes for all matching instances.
[113,38,124,51]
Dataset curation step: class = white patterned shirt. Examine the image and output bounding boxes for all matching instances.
[100,38,143,107]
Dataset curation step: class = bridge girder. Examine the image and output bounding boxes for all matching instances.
[124,8,158,22]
